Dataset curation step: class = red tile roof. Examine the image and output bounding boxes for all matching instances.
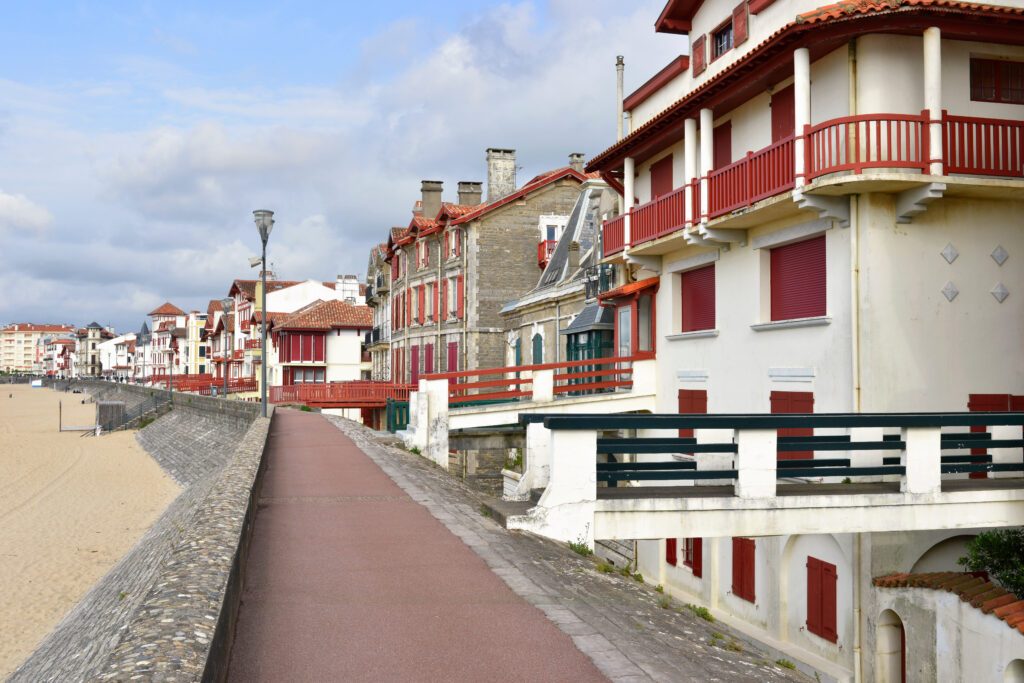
[798,0,1024,24]
[874,572,1024,635]
[252,311,291,325]
[276,299,373,331]
[452,167,592,225]
[155,321,176,332]
[148,302,185,317]
[1,323,76,333]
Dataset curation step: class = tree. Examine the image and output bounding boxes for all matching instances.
[959,528,1024,598]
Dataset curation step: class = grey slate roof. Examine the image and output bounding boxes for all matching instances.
[561,302,614,334]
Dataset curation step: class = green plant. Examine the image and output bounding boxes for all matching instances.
[137,416,155,429]
[842,477,853,484]
[568,539,593,557]
[619,566,632,577]
[505,448,523,471]
[409,446,421,455]
[709,632,724,645]
[725,638,743,652]
[776,659,796,670]
[655,584,664,593]
[479,504,492,518]
[632,572,644,583]
[118,591,127,601]
[300,405,313,412]
[597,562,614,573]
[658,595,672,609]
[959,528,1024,597]
[686,604,715,622]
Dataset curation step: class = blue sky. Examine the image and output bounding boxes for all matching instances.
[0,1,680,332]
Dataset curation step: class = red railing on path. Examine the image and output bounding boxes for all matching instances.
[602,214,625,256]
[631,185,687,246]
[806,112,928,179]
[943,112,1024,178]
[269,381,414,407]
[424,355,638,405]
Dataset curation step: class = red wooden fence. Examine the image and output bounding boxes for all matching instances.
[805,112,928,179]
[269,381,413,406]
[943,112,1024,178]
[631,185,687,246]
[603,214,626,256]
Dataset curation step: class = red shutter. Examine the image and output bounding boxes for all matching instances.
[678,388,708,438]
[410,345,419,384]
[457,275,465,319]
[732,538,755,602]
[407,291,412,327]
[771,85,795,143]
[771,235,826,321]
[447,341,458,372]
[731,538,742,596]
[968,393,1011,479]
[713,121,732,170]
[692,34,707,76]
[666,538,678,566]
[772,390,814,460]
[418,286,425,324]
[433,283,439,323]
[290,334,300,361]
[456,230,462,256]
[693,538,703,578]
[391,257,399,281]
[733,2,749,46]
[314,334,325,362]
[823,561,838,642]
[1011,396,1024,411]
[441,279,448,320]
[681,264,716,332]
[650,155,674,199]
[424,343,434,374]
[807,557,822,635]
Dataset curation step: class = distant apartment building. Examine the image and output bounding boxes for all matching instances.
[0,323,75,373]
[383,149,594,384]
[365,243,392,381]
[74,322,112,378]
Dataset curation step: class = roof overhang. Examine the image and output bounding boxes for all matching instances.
[655,0,704,35]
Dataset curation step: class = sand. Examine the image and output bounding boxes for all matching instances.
[0,385,180,678]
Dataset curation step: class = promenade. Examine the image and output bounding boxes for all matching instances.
[228,410,807,682]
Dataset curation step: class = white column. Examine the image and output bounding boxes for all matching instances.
[531,369,554,403]
[525,420,552,489]
[684,117,698,227]
[532,428,598,547]
[793,47,811,187]
[623,156,635,245]
[735,429,777,498]
[699,108,713,223]
[923,27,943,175]
[900,426,941,494]
[425,378,449,469]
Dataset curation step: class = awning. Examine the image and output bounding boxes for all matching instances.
[561,302,615,335]
[597,276,659,304]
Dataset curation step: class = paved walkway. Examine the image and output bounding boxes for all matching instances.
[228,410,606,681]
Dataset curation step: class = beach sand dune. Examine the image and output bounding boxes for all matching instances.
[0,385,180,678]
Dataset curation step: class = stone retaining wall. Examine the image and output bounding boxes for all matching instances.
[10,383,270,682]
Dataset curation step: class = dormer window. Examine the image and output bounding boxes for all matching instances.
[712,21,733,60]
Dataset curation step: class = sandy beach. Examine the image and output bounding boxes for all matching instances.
[0,385,180,678]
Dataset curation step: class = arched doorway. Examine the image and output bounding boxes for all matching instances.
[876,609,905,683]
[1005,659,1024,683]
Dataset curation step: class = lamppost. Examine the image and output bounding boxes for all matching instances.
[220,297,232,398]
[253,209,274,418]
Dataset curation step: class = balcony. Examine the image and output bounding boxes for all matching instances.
[536,240,556,269]
[244,339,262,349]
[601,112,1022,254]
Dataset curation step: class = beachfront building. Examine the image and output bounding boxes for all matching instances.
[386,150,593,384]
[36,329,77,376]
[500,178,619,367]
[98,333,137,381]
[576,0,1024,679]
[1,323,75,374]
[74,323,112,378]
[51,339,76,378]
[364,243,392,381]
[147,303,186,386]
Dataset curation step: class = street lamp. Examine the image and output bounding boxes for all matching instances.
[253,209,274,418]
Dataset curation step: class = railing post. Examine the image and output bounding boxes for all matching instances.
[900,426,941,494]
[923,27,943,175]
[525,420,551,490]
[735,428,777,498]
[534,428,597,547]
[425,378,449,470]
[531,369,554,402]
[794,47,811,188]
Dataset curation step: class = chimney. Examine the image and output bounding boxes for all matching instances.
[569,153,586,173]
[420,180,443,220]
[616,56,625,142]
[457,181,483,206]
[485,148,516,202]
[568,242,581,272]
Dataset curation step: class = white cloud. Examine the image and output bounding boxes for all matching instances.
[0,191,53,233]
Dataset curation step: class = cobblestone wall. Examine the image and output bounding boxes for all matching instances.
[10,384,268,682]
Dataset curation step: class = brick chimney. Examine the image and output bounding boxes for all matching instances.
[420,180,443,221]
[457,181,483,206]
[568,241,580,272]
[569,153,586,173]
[485,148,516,202]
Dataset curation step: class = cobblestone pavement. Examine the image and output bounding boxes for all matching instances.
[327,416,810,683]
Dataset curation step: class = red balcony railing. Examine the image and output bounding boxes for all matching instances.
[689,177,701,223]
[232,349,244,360]
[244,339,262,349]
[806,112,928,179]
[269,381,414,406]
[537,239,557,268]
[708,135,796,218]
[943,112,1023,178]
[631,185,687,246]
[602,214,625,256]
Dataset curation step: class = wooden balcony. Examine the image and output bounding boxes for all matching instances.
[601,112,1022,255]
[537,239,556,269]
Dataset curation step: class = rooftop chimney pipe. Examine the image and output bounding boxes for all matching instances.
[485,148,516,202]
[616,56,625,142]
[457,181,483,206]
[420,180,443,221]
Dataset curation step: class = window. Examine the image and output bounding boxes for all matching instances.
[971,58,1024,104]
[771,390,814,460]
[683,538,703,577]
[546,225,557,241]
[446,341,458,372]
[806,556,838,642]
[199,364,205,374]
[532,333,543,364]
[770,235,826,321]
[713,121,732,170]
[199,346,207,358]
[712,20,733,60]
[770,85,795,143]
[681,264,715,332]
[666,538,678,566]
[616,306,631,358]
[650,155,673,200]
[732,537,755,602]
[638,294,654,352]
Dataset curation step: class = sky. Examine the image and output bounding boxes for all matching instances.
[0,0,683,333]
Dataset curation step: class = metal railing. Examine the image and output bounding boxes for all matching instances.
[269,381,413,406]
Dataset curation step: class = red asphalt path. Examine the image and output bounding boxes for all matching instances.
[227,410,606,682]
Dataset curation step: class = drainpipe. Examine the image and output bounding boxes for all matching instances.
[616,56,625,142]
[849,39,864,683]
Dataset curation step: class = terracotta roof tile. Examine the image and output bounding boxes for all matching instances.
[148,302,185,316]
[798,0,1024,25]
[277,299,372,331]
[452,167,590,226]
[875,572,1024,635]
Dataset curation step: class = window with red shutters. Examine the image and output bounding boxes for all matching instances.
[433,283,439,323]
[971,58,1024,104]
[425,343,434,374]
[771,390,814,460]
[650,155,674,199]
[807,556,838,642]
[441,279,448,320]
[454,229,462,257]
[290,334,300,361]
[771,85,795,143]
[447,341,458,372]
[314,334,325,362]
[770,235,826,321]
[732,537,755,602]
[692,34,707,76]
[681,264,716,332]
[410,345,419,385]
[457,275,465,319]
[683,538,703,577]
[666,538,678,566]
[713,121,732,170]
[732,2,748,45]
[391,257,399,281]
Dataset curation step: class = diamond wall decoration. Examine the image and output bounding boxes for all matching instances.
[992,245,1009,266]
[991,283,1009,303]
[942,281,959,302]
[941,243,959,264]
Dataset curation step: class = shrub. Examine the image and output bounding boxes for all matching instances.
[568,539,593,557]
[686,604,715,622]
[300,405,313,412]
[776,659,796,670]
[597,562,614,574]
[658,595,672,609]
[959,528,1024,598]
[632,572,644,583]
